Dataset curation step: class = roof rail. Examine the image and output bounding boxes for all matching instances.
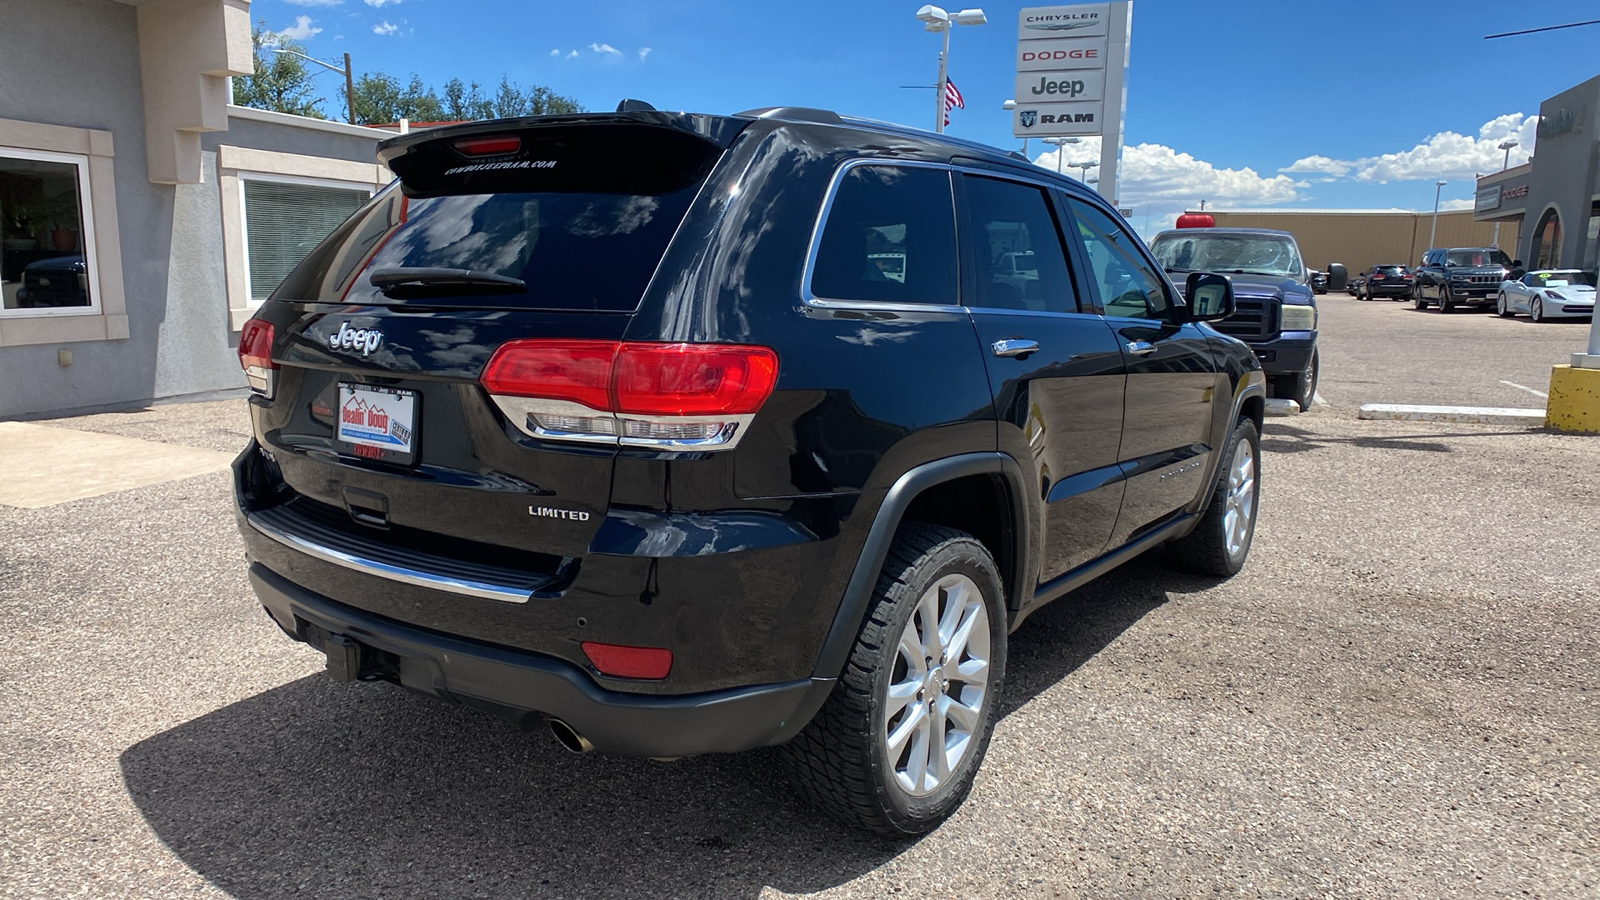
[735,106,844,125]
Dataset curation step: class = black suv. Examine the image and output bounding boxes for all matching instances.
[1357,264,1413,300]
[1413,247,1513,312]
[1147,225,1319,410]
[233,103,1266,835]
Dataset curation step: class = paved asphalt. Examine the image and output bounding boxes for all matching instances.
[1,300,1595,898]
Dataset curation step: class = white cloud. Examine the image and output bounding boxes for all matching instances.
[1280,113,1538,186]
[638,47,652,61]
[589,42,622,57]
[1035,138,1300,235]
[1437,198,1477,211]
[284,0,342,6]
[372,20,398,35]
[364,0,401,6]
[550,48,561,57]
[275,15,323,41]
[1279,155,1349,177]
[566,50,579,59]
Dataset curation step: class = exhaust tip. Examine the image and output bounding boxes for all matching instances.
[548,718,594,754]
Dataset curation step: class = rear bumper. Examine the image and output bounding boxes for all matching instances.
[248,563,834,757]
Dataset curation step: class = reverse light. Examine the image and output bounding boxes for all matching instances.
[480,340,779,450]
[238,318,277,398]
[1281,304,1317,331]
[581,641,672,680]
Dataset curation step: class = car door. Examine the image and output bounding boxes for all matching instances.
[1421,251,1442,300]
[956,172,1128,582]
[1062,195,1222,547]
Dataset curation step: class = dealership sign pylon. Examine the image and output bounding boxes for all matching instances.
[1013,1,1131,202]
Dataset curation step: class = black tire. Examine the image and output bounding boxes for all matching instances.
[1437,285,1454,313]
[780,523,1008,836]
[1413,286,1428,310]
[1270,349,1319,411]
[1532,297,1545,323]
[1168,417,1260,577]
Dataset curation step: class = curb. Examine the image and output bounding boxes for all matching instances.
[1356,404,1546,426]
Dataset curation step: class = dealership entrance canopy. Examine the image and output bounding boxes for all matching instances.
[1474,74,1600,272]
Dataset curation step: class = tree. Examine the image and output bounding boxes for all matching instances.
[443,78,495,121]
[489,77,582,118]
[346,72,443,125]
[232,24,327,119]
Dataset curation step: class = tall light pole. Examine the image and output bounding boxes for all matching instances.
[272,47,357,125]
[916,5,986,134]
[1429,179,1447,251]
[1073,160,1099,182]
[1494,139,1519,248]
[1042,136,1080,173]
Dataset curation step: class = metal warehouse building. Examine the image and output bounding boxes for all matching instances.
[1194,209,1518,279]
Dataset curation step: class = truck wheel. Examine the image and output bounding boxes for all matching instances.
[1413,286,1428,310]
[1271,350,1318,411]
[1437,285,1454,313]
[1168,417,1260,577]
[780,523,1007,836]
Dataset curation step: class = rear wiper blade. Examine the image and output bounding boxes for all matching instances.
[369,267,526,294]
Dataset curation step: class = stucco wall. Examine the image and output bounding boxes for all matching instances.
[0,0,168,418]
[1524,75,1600,269]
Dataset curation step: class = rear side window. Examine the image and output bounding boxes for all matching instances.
[811,165,957,306]
[959,174,1078,313]
[276,125,722,311]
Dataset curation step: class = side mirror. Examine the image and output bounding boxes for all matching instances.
[1184,272,1235,322]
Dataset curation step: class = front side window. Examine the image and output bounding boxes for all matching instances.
[244,179,371,303]
[1068,199,1169,319]
[811,165,957,306]
[959,174,1077,313]
[0,150,95,315]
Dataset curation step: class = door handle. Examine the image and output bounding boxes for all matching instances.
[991,339,1039,359]
[1125,340,1157,356]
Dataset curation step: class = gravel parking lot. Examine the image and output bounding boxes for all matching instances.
[1,303,1596,898]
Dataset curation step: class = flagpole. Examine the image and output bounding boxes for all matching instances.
[935,27,950,133]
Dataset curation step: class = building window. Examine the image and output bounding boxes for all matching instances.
[1533,208,1562,269]
[0,149,99,317]
[241,177,370,303]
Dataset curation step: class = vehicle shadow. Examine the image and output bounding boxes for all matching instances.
[119,559,1187,899]
[1257,421,1536,456]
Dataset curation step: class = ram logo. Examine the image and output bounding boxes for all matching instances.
[1019,110,1038,128]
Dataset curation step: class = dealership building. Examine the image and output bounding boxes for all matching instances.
[1,0,392,420]
[1474,74,1600,272]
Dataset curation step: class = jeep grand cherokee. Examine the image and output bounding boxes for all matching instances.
[234,102,1266,835]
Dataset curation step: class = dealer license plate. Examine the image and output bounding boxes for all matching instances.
[336,384,416,453]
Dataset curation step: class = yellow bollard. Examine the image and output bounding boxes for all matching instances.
[1545,365,1600,434]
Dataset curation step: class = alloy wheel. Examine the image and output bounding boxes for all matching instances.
[883,573,992,798]
[1532,298,1544,322]
[1223,440,1257,559]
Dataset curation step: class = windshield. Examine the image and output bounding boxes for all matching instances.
[1528,270,1597,288]
[1150,233,1303,277]
[1445,249,1512,268]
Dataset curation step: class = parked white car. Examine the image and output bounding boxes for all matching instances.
[1496,269,1596,321]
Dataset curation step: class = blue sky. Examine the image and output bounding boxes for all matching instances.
[260,0,1600,231]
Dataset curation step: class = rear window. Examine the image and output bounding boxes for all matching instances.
[273,125,723,311]
[1375,265,1405,274]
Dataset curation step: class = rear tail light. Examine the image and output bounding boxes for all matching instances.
[238,319,277,398]
[480,340,779,450]
[581,641,673,680]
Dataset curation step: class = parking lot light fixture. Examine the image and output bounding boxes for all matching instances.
[1499,139,1519,170]
[1430,180,1447,250]
[1042,136,1079,173]
[1073,160,1099,182]
[916,6,986,134]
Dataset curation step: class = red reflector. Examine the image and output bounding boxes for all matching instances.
[481,339,618,410]
[613,344,779,416]
[581,642,673,679]
[238,319,276,371]
[1175,213,1215,229]
[453,135,521,157]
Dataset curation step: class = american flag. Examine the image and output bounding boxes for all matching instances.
[943,78,965,126]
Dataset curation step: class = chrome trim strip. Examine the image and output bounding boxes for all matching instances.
[488,395,755,451]
[246,512,533,604]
